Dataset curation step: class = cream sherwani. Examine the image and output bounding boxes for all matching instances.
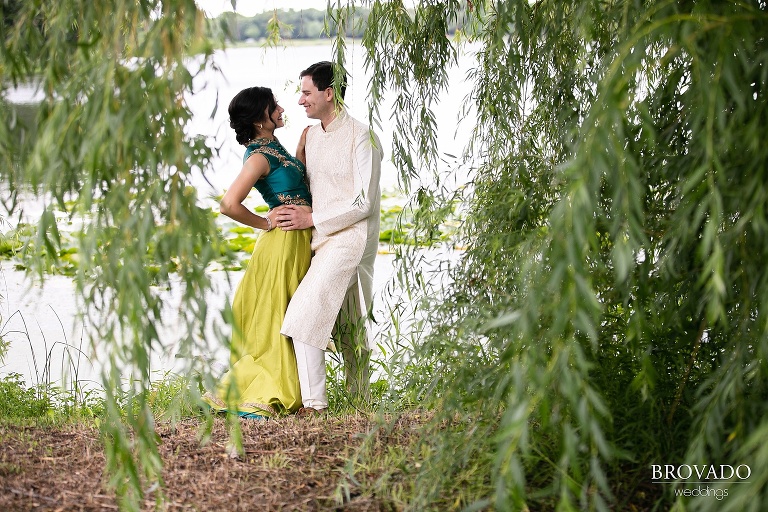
[281,109,382,352]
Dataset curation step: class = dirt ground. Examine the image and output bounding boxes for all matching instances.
[0,413,418,511]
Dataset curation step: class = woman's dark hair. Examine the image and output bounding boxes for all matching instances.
[228,86,278,145]
[300,61,347,100]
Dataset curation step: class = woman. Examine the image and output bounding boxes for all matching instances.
[203,86,312,418]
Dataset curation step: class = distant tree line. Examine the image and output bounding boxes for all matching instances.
[209,8,366,41]
[210,7,468,42]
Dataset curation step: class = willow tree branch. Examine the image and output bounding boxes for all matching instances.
[667,318,707,425]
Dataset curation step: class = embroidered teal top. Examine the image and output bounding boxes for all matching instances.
[244,138,311,208]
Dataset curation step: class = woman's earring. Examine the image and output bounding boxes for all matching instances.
[258,123,263,130]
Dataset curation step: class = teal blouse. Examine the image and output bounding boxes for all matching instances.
[244,138,311,208]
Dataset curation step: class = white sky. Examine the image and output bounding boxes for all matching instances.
[195,1,340,17]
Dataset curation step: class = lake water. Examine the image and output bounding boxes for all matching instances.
[183,42,477,197]
[1,42,476,388]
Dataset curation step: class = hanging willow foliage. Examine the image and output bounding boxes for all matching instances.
[1,1,223,510]
[351,0,768,510]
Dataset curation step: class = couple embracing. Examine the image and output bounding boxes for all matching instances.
[203,61,382,418]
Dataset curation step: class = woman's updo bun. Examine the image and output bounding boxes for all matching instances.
[228,86,278,145]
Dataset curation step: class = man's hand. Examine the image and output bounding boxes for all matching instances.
[274,204,314,231]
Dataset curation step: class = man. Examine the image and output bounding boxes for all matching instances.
[275,61,382,416]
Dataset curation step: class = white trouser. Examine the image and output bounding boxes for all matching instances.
[292,339,328,410]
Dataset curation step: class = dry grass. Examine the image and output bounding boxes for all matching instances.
[0,412,425,511]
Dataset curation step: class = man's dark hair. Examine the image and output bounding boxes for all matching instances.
[300,61,347,100]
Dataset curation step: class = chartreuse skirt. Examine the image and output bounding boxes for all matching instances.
[203,227,311,418]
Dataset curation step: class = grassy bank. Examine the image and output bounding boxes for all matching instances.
[0,409,436,511]
[0,336,443,510]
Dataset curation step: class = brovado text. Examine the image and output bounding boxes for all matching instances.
[652,464,751,481]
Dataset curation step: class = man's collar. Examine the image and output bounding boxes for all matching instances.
[323,108,348,132]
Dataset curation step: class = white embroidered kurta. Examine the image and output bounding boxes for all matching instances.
[281,109,382,350]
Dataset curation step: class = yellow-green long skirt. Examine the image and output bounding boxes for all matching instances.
[203,227,311,417]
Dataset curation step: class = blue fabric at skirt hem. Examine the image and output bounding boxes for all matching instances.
[237,411,268,420]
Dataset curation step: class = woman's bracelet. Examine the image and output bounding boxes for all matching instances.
[265,216,272,231]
